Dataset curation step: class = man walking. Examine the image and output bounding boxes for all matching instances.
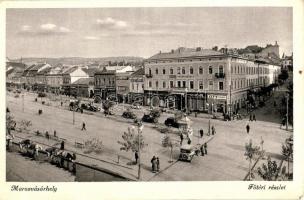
[253,113,256,121]
[246,123,250,134]
[135,151,139,164]
[200,144,205,156]
[249,113,252,121]
[211,126,216,135]
[81,122,86,131]
[60,140,65,150]
[156,157,160,172]
[200,129,204,138]
[180,133,184,145]
[204,143,208,155]
[151,156,156,173]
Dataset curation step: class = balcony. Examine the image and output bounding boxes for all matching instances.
[145,74,153,78]
[215,73,225,79]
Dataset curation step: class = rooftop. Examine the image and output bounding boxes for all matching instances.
[147,47,224,60]
[71,77,94,85]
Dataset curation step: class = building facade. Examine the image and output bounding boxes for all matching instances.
[94,68,116,102]
[129,68,145,104]
[144,47,274,113]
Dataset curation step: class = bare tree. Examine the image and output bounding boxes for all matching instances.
[244,139,260,180]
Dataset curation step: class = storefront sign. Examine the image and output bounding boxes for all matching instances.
[208,94,227,100]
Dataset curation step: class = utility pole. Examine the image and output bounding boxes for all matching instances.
[137,122,144,181]
[286,93,289,131]
[22,93,24,112]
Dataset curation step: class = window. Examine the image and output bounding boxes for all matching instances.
[132,83,135,90]
[149,68,152,75]
[177,81,181,88]
[231,66,233,74]
[177,67,181,74]
[199,81,203,89]
[199,67,203,74]
[149,81,152,88]
[190,67,194,74]
[170,68,173,74]
[155,81,159,88]
[136,84,139,91]
[209,66,213,74]
[219,65,224,74]
[163,69,166,74]
[190,81,194,89]
[182,67,185,74]
[155,68,158,75]
[219,82,224,90]
[170,81,174,88]
[182,81,186,88]
[209,81,213,89]
[163,81,166,88]
[237,66,239,74]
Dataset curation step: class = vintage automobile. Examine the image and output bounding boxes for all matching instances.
[178,144,197,162]
[164,117,180,128]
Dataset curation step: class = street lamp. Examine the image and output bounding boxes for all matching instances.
[136,122,144,180]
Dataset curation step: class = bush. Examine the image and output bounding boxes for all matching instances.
[84,138,103,154]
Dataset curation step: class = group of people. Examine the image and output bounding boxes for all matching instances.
[249,113,257,121]
[199,143,208,156]
[151,156,160,173]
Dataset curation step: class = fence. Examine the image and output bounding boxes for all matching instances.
[7,141,134,182]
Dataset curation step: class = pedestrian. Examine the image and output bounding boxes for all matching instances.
[61,101,63,106]
[273,100,277,107]
[187,138,192,145]
[156,157,160,172]
[135,151,139,164]
[60,140,65,150]
[180,133,184,145]
[211,126,216,135]
[246,124,250,134]
[45,131,50,139]
[54,130,57,138]
[200,145,205,156]
[151,156,156,173]
[253,113,256,121]
[204,143,208,155]
[249,113,252,121]
[200,129,204,138]
[81,122,86,131]
[280,118,286,129]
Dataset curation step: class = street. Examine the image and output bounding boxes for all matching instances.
[7,90,292,181]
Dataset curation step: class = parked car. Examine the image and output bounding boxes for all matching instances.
[142,114,157,123]
[122,109,137,119]
[164,117,179,128]
[179,144,196,162]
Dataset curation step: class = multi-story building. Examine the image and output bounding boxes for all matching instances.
[116,71,133,103]
[61,66,89,95]
[23,63,52,90]
[282,53,293,71]
[129,68,145,104]
[144,47,275,114]
[70,77,95,98]
[94,67,116,102]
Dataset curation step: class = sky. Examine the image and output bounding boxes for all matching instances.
[6,7,293,59]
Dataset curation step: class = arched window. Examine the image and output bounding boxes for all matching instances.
[199,67,203,74]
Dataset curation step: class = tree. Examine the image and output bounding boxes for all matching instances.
[117,126,148,156]
[6,113,16,135]
[102,100,115,115]
[282,137,293,178]
[257,157,280,181]
[244,139,260,180]
[18,120,32,133]
[278,69,289,81]
[162,134,179,162]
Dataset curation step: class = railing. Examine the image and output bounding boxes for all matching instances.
[145,74,153,78]
[215,73,225,78]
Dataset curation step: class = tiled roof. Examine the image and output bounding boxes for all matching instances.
[29,63,46,71]
[71,77,94,85]
[62,66,79,75]
[147,48,224,60]
[37,67,52,75]
[131,68,144,77]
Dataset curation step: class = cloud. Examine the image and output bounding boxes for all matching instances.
[96,17,128,29]
[122,30,181,37]
[18,23,71,36]
[84,36,100,40]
